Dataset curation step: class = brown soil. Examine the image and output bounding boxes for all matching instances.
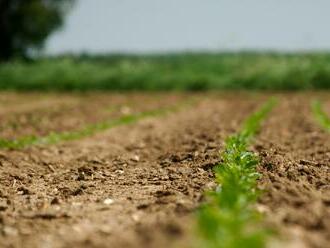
[0,93,184,139]
[0,94,259,248]
[0,92,329,248]
[255,94,330,248]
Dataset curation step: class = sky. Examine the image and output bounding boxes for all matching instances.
[45,0,330,54]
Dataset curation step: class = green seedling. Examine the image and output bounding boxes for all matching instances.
[0,100,194,149]
[312,100,330,132]
[197,99,276,248]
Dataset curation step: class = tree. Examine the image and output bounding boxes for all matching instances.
[0,0,75,61]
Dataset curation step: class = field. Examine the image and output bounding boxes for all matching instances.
[0,91,329,248]
[1,53,330,91]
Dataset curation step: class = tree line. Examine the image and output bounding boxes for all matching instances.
[0,0,75,61]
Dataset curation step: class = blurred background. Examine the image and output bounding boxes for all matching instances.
[46,0,330,54]
[1,0,330,91]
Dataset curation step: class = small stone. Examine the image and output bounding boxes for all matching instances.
[17,186,30,195]
[131,213,140,222]
[131,155,140,162]
[256,204,269,214]
[115,169,124,175]
[103,198,114,205]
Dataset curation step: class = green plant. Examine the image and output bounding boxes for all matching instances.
[312,100,330,132]
[197,99,276,248]
[0,100,193,149]
[0,0,75,61]
[1,53,330,91]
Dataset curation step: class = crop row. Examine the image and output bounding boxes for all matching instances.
[312,100,330,132]
[0,100,193,149]
[0,93,186,140]
[197,99,276,248]
[196,98,329,248]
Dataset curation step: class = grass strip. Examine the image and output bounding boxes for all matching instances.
[0,101,193,149]
[312,100,330,132]
[197,98,277,248]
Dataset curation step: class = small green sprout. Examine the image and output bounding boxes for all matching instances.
[312,100,330,132]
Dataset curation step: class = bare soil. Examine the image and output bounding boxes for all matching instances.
[255,94,330,248]
[0,93,184,139]
[0,92,329,248]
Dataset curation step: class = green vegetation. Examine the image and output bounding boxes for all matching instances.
[312,100,330,132]
[0,102,189,149]
[197,99,276,248]
[0,53,330,91]
[0,0,75,61]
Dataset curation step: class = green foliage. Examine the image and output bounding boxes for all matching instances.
[312,100,330,132]
[197,99,276,248]
[0,0,74,60]
[0,53,330,90]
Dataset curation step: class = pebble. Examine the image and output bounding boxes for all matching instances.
[131,155,140,162]
[103,198,114,205]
